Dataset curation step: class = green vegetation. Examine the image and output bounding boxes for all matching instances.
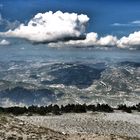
[117,104,140,113]
[0,103,139,116]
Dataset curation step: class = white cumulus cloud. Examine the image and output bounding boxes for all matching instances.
[0,11,140,49]
[0,39,10,45]
[0,11,89,42]
[117,31,140,48]
[97,35,118,46]
[48,33,117,47]
[48,32,97,47]
[0,11,117,47]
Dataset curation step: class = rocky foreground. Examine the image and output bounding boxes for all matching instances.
[0,114,67,140]
[0,112,140,140]
[18,112,140,139]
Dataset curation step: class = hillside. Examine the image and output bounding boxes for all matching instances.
[0,113,140,140]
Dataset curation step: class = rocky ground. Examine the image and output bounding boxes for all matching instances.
[0,112,140,140]
[18,112,140,139]
[0,114,67,140]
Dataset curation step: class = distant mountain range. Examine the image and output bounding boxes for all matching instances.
[0,61,139,107]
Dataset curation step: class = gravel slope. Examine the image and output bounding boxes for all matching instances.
[0,114,67,140]
[18,112,140,139]
[0,113,140,140]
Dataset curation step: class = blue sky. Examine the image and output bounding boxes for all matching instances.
[0,0,140,37]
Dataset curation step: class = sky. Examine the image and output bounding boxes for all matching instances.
[0,0,140,48]
[0,0,140,36]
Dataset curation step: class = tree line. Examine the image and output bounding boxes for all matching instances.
[0,103,139,116]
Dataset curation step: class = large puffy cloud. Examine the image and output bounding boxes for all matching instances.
[0,11,89,42]
[98,35,117,46]
[48,32,98,47]
[0,11,140,49]
[117,31,140,48]
[112,21,140,49]
[0,11,117,47]
[48,33,118,47]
